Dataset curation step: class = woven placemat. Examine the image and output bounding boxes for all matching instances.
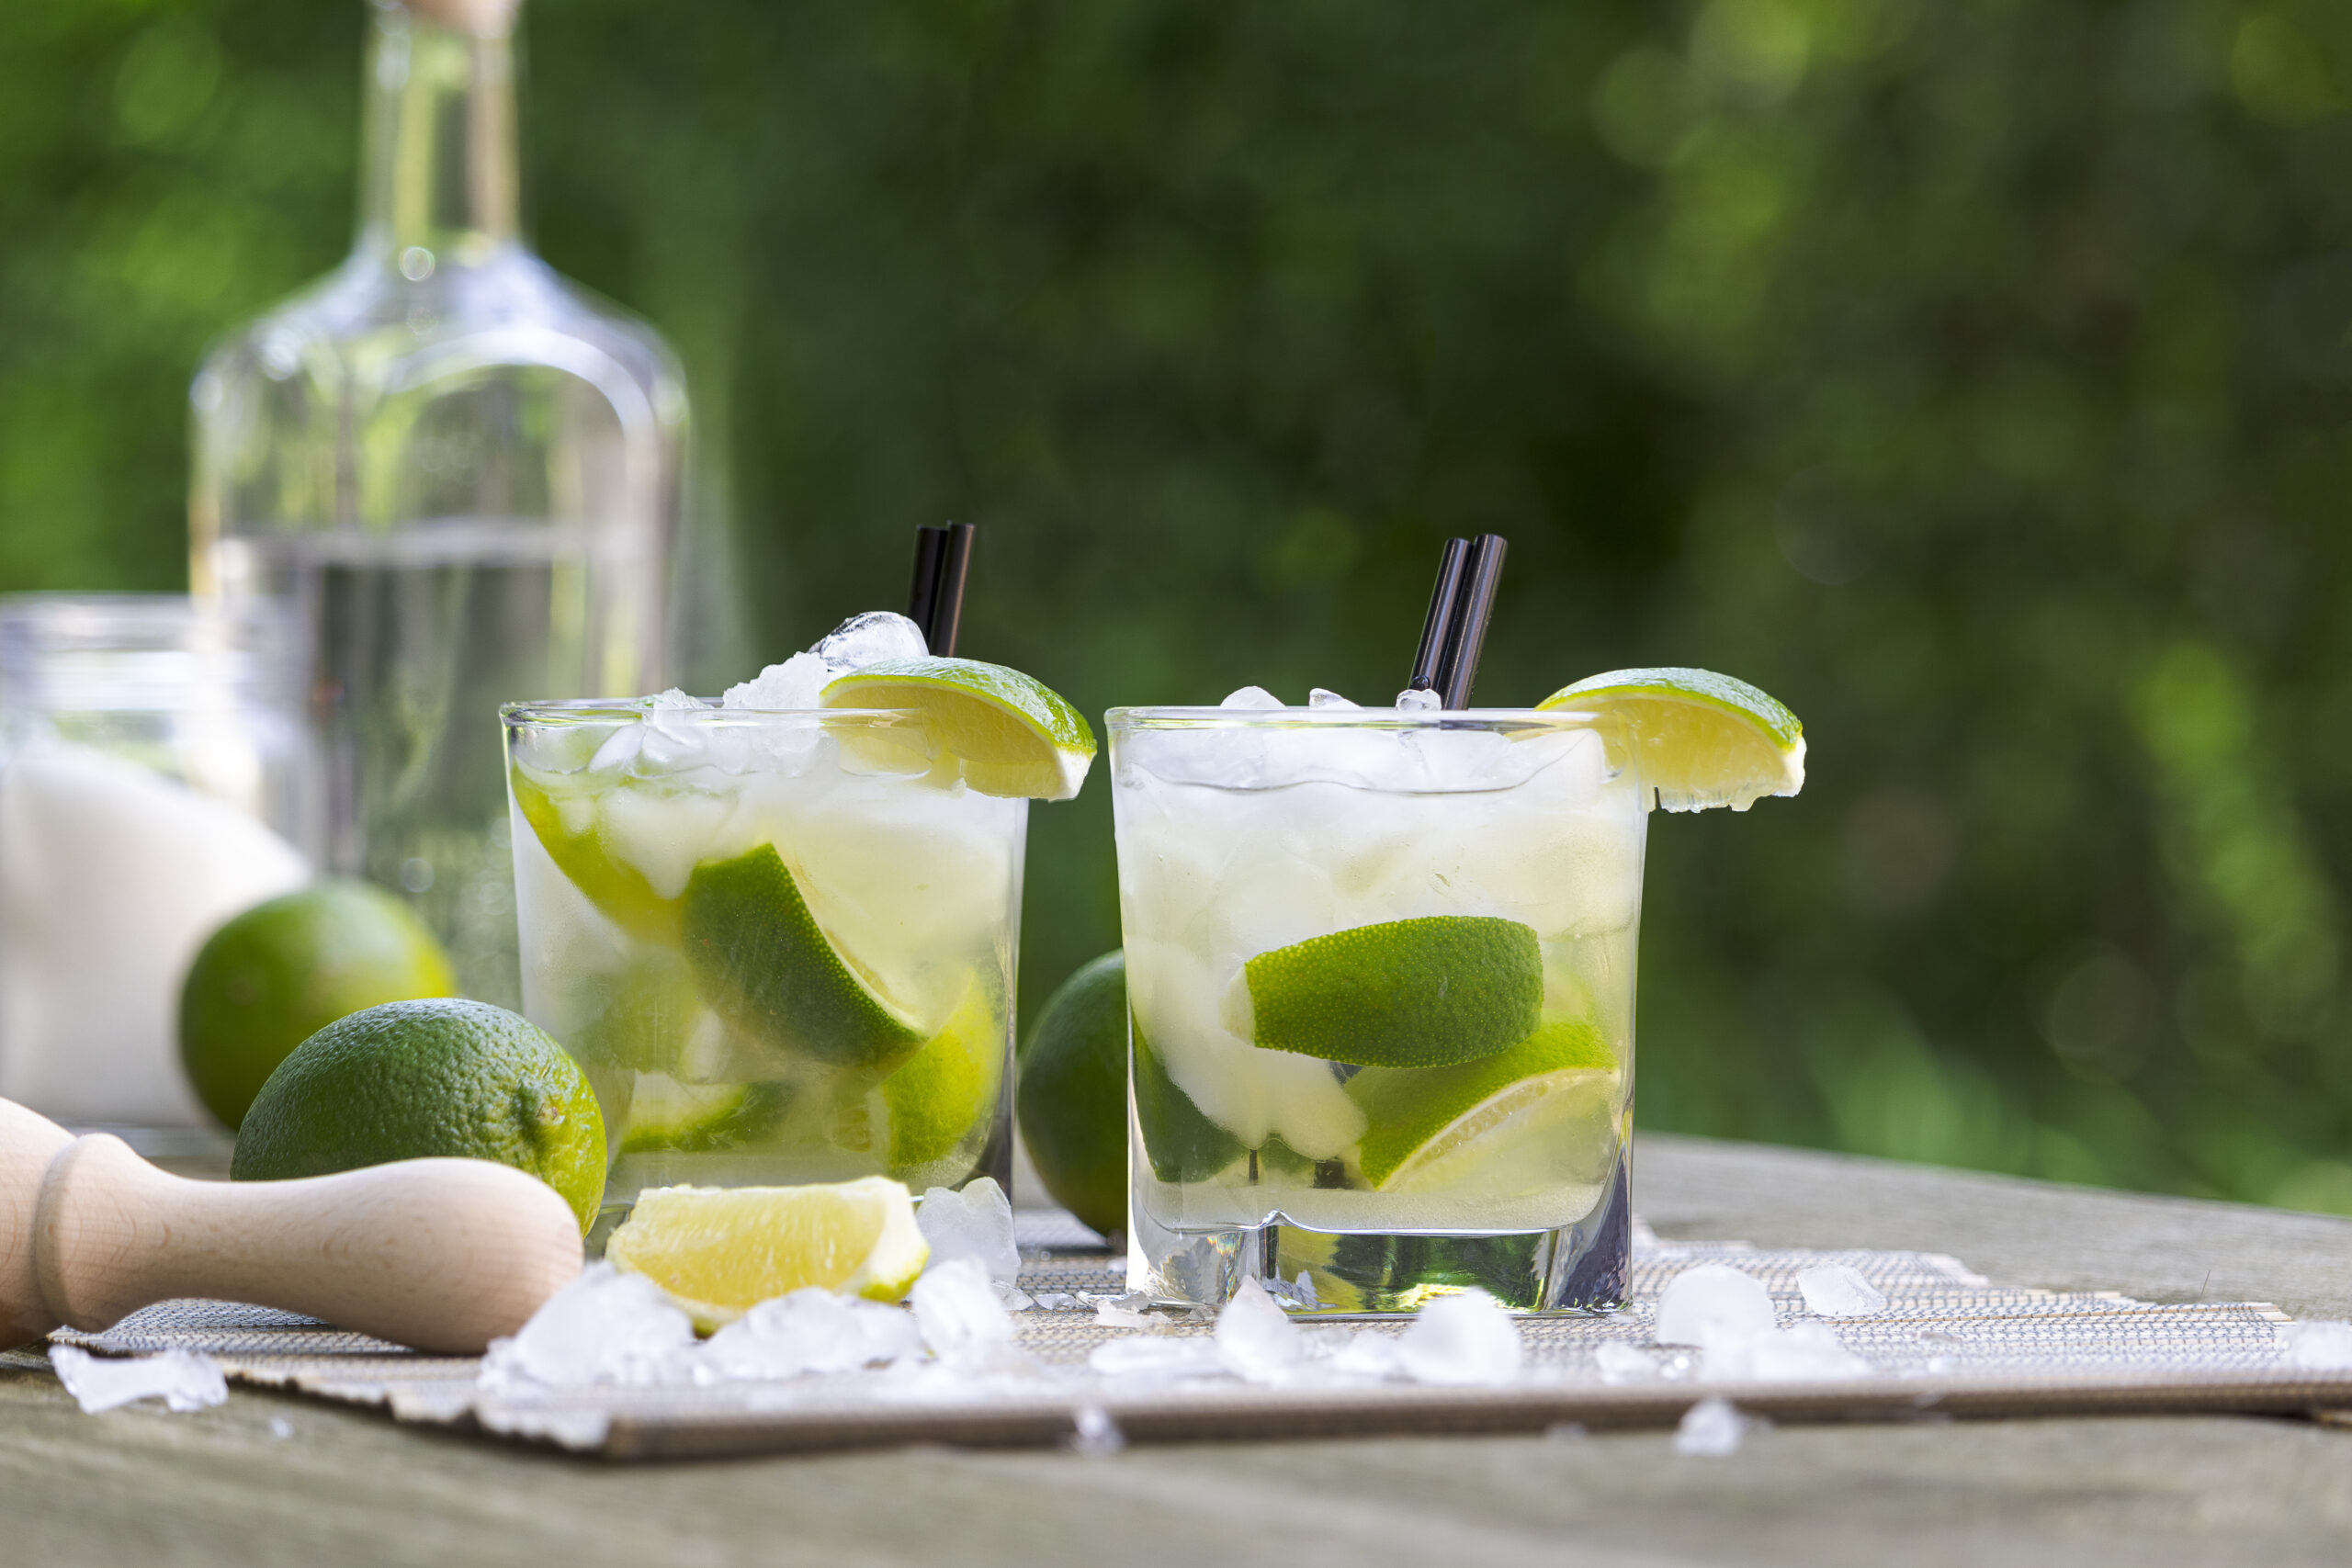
[51,1212,2352,1460]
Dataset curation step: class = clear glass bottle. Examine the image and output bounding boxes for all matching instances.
[188,0,687,1007]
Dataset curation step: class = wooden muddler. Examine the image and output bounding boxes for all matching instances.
[1,1099,581,1355]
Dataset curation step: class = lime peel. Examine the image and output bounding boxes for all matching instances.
[820,657,1095,801]
[1348,1017,1622,1191]
[1244,915,1544,1068]
[1538,667,1804,812]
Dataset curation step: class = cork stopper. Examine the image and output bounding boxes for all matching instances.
[401,0,519,39]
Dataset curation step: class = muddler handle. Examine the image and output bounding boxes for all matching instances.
[4,1104,581,1355]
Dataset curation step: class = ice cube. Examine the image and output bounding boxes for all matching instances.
[268,1416,293,1439]
[1306,688,1358,708]
[917,1178,1022,1293]
[1032,1292,1081,1312]
[1215,1278,1305,1383]
[1593,1340,1661,1383]
[1091,1293,1162,1330]
[1674,1396,1760,1457]
[698,1288,922,1381]
[1393,686,1441,711]
[910,1257,1015,1364]
[1652,1264,1777,1348]
[1070,1404,1125,1456]
[1087,1337,1226,1381]
[476,1263,697,1390]
[1219,686,1283,709]
[1797,1262,1888,1318]
[1396,1289,1523,1386]
[723,651,831,710]
[815,611,928,672]
[1736,1322,1872,1382]
[1329,1330,1405,1382]
[48,1346,227,1415]
[2282,1320,2352,1370]
[645,688,708,710]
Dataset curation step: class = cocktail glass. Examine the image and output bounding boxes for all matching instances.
[503,701,1025,1240]
[1109,703,1643,1313]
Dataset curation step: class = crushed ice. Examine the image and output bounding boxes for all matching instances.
[917,1178,1024,1303]
[1674,1396,1763,1457]
[2281,1319,2352,1371]
[49,1346,228,1415]
[1797,1262,1888,1318]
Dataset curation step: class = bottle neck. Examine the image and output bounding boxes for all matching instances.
[356,1,520,265]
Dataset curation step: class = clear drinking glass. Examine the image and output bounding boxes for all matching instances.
[503,701,1027,1238]
[0,595,315,1130]
[1108,704,1645,1313]
[191,0,689,1009]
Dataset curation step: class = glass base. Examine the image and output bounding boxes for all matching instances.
[1128,1147,1631,1314]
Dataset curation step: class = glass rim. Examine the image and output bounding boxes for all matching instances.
[499,698,922,728]
[1104,704,1606,733]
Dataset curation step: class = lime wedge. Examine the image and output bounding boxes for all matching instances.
[878,976,1005,1173]
[1537,668,1804,812]
[606,1177,929,1329]
[820,657,1095,800]
[510,767,684,941]
[1348,1018,1622,1191]
[681,844,926,1072]
[1132,1010,1243,1183]
[1244,916,1544,1068]
[619,1077,796,1155]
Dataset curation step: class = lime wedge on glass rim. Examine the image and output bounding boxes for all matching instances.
[820,657,1095,800]
[1537,667,1804,812]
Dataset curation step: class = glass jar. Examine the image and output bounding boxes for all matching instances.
[0,595,316,1128]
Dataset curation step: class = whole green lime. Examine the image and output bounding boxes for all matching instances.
[179,879,457,1131]
[1016,952,1129,1237]
[232,998,607,1233]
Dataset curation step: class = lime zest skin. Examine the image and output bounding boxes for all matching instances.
[1245,915,1544,1068]
[1538,666,1805,812]
[820,656,1096,800]
[680,843,925,1072]
[1131,1010,1243,1183]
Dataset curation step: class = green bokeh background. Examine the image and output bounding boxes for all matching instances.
[9,0,2352,1210]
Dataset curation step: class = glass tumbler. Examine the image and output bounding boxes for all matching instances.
[1108,704,1645,1313]
[503,700,1027,1239]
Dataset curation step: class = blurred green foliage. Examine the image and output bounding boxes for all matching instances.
[9,0,2352,1210]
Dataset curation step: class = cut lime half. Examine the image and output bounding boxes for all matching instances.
[1348,1018,1623,1193]
[1537,667,1804,812]
[820,658,1095,800]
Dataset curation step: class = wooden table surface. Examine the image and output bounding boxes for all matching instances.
[7,1133,2351,1567]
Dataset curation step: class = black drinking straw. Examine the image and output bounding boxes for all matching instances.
[906,522,977,655]
[1433,533,1507,708]
[1406,537,1472,698]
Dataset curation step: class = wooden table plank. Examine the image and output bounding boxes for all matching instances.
[7,1134,2350,1568]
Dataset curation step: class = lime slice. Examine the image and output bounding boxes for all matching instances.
[820,657,1095,800]
[619,1077,796,1155]
[510,766,683,942]
[1348,1018,1622,1191]
[681,844,926,1072]
[1536,668,1804,812]
[1132,1010,1243,1183]
[605,1177,929,1330]
[1244,916,1544,1068]
[878,976,1005,1173]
